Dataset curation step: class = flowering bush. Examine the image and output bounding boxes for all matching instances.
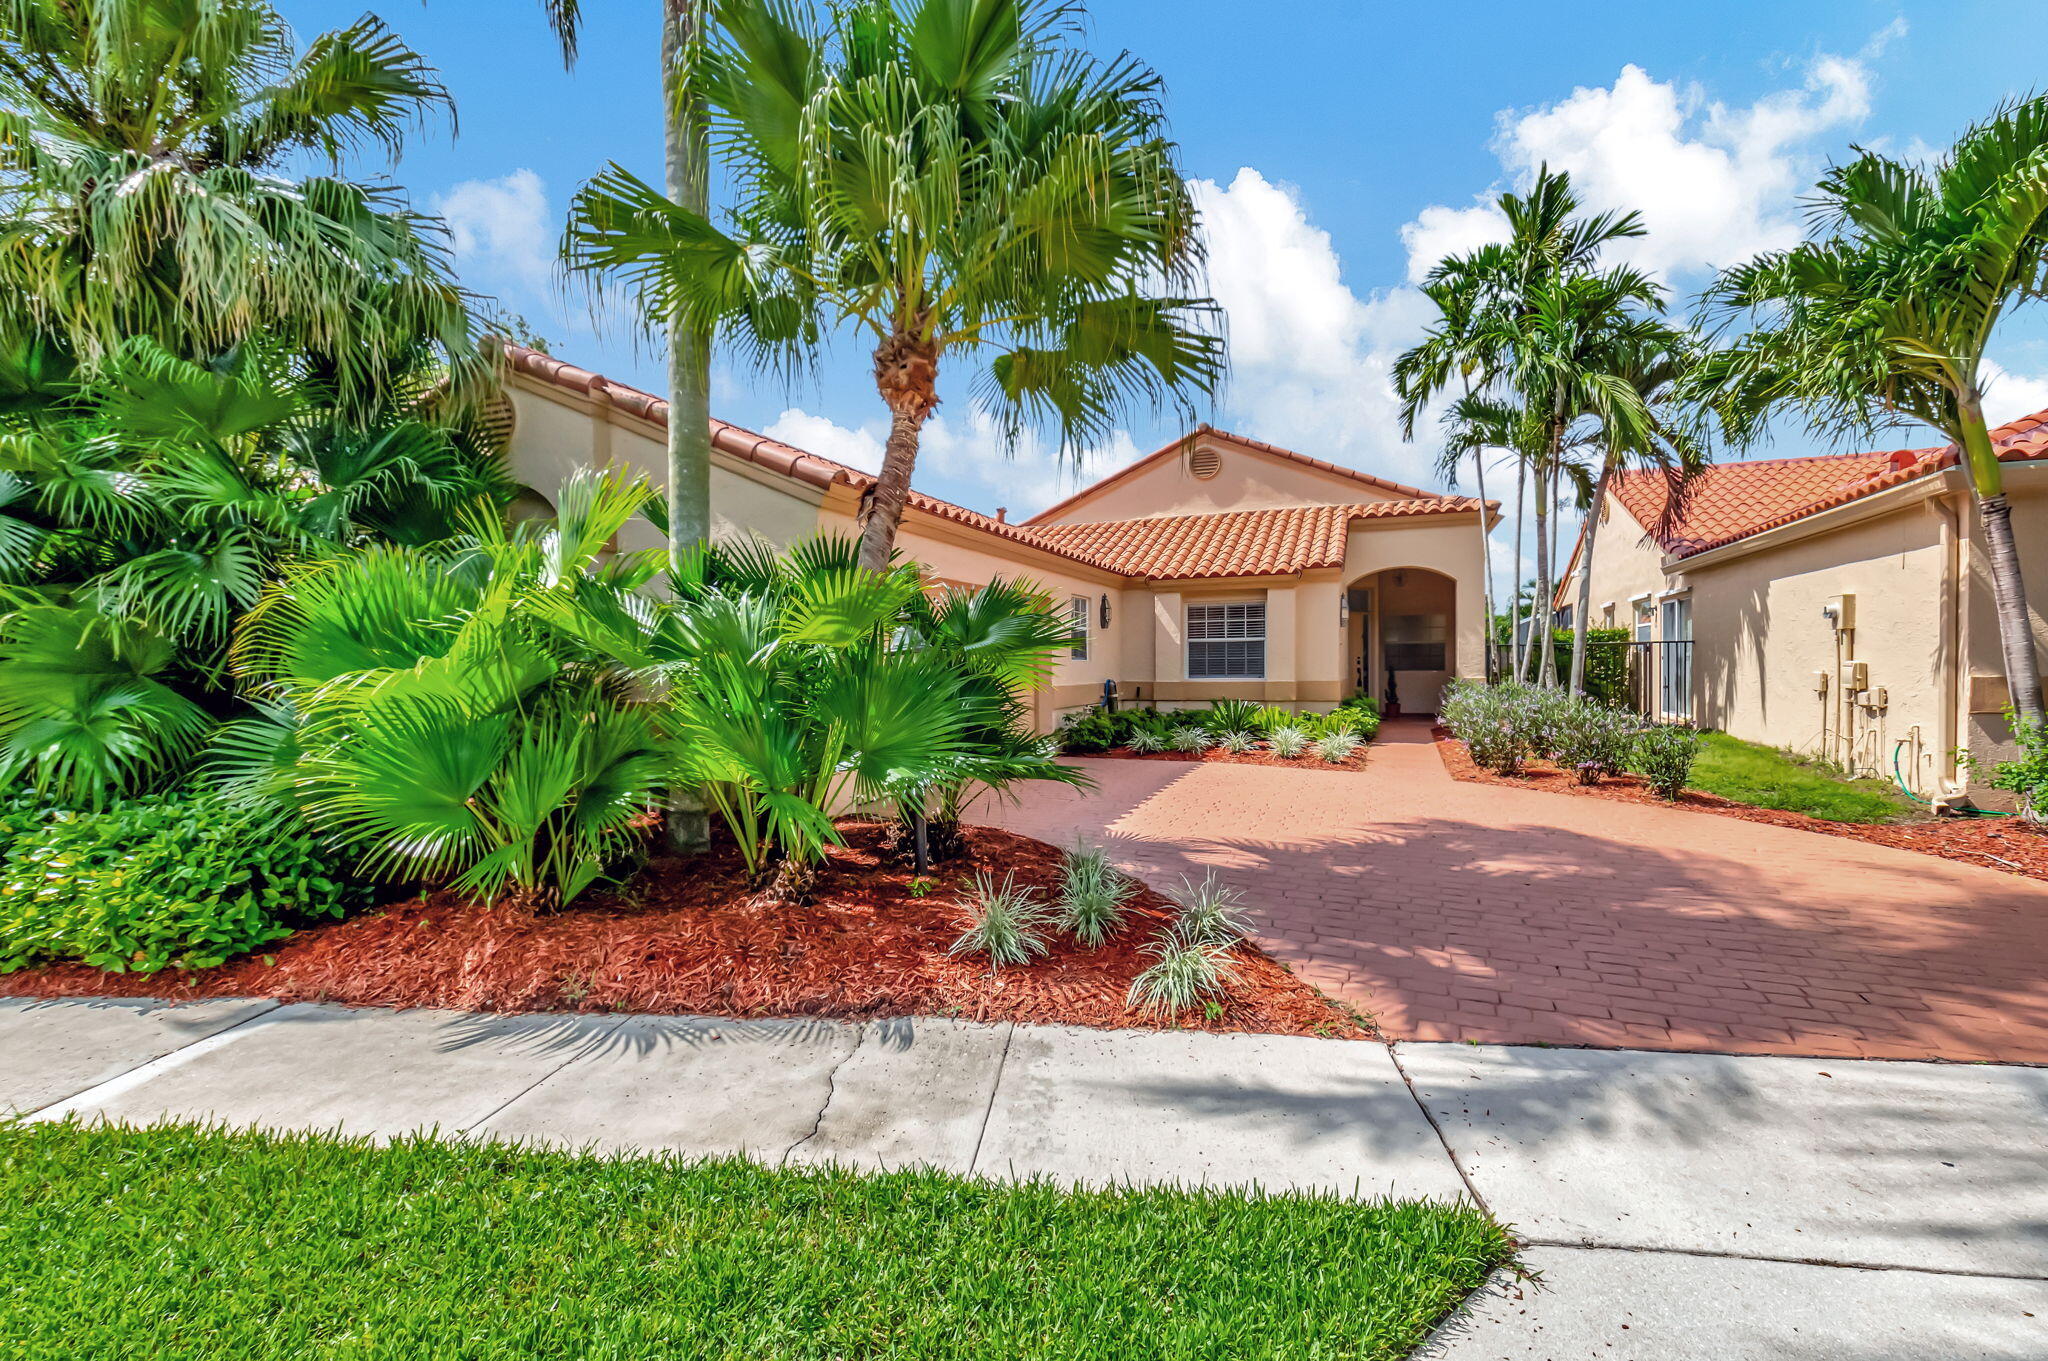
[1550,699,1641,785]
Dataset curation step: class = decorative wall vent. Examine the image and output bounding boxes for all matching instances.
[1187,444,1222,479]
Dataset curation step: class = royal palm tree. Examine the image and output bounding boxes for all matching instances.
[1395,167,1647,686]
[564,0,1223,571]
[1699,96,2048,726]
[0,0,481,401]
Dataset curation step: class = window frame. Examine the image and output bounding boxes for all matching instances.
[1185,601,1267,680]
[1068,594,1090,661]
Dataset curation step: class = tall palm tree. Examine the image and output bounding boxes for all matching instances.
[534,0,715,853]
[564,0,1223,571]
[1395,167,1647,686]
[0,0,482,402]
[1699,96,2048,726]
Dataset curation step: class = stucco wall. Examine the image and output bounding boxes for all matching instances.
[1960,472,2048,804]
[1341,514,1487,714]
[1575,493,1675,630]
[1028,432,1408,525]
[1686,502,1950,793]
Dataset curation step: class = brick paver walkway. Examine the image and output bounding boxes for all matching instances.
[978,720,2048,1062]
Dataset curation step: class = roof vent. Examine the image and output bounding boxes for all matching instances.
[1188,445,1222,479]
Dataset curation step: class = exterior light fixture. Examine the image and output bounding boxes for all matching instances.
[1099,594,1112,629]
[1339,594,1350,627]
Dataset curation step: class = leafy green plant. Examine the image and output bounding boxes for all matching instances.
[1440,680,1535,775]
[1172,872,1250,946]
[1313,731,1362,764]
[1127,921,1240,1017]
[1632,724,1704,800]
[0,790,363,973]
[1055,709,1123,755]
[1056,843,1137,948]
[1551,698,1638,784]
[1267,725,1309,758]
[1216,729,1257,755]
[1169,725,1210,754]
[1200,699,1262,735]
[1127,728,1166,755]
[1249,705,1296,737]
[949,870,1051,968]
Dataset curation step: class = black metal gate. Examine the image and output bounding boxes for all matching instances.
[1485,638,1695,722]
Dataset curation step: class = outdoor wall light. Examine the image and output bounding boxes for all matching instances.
[1099,594,1112,629]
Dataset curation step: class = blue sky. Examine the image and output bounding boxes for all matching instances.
[295,0,2048,563]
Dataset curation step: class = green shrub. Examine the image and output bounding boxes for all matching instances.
[1490,625,1633,707]
[1199,698,1261,735]
[1633,724,1704,800]
[1216,729,1257,755]
[1551,699,1639,784]
[1168,725,1210,753]
[1055,709,1125,754]
[1439,680,1534,774]
[1172,872,1250,946]
[1249,705,1296,738]
[0,792,363,974]
[1313,731,1361,763]
[1127,921,1240,1017]
[1126,728,1165,754]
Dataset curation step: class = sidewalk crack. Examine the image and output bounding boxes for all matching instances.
[967,1022,1017,1177]
[783,1026,862,1161]
[1386,1040,1494,1218]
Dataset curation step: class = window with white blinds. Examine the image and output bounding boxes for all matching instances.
[1186,602,1265,679]
[1068,595,1090,660]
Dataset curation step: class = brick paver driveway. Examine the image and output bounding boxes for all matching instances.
[978,720,2048,1062]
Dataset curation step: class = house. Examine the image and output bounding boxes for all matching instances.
[1555,407,2048,807]
[498,345,1497,728]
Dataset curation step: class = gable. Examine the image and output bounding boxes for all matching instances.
[1026,428,1425,527]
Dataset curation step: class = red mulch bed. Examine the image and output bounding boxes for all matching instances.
[3,822,1368,1039]
[1088,743,1373,772]
[1433,727,2048,882]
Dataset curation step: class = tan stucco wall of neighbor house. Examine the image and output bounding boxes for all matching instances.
[1577,495,1676,632]
[1684,501,1952,795]
[1027,431,1408,526]
[504,377,826,555]
[1960,472,2048,802]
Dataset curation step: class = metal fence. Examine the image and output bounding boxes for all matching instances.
[1486,638,1696,723]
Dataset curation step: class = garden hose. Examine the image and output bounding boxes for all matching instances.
[1894,739,2014,816]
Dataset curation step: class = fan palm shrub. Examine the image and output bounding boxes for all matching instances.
[226,470,668,906]
[1698,95,2048,726]
[564,0,1222,571]
[0,341,504,806]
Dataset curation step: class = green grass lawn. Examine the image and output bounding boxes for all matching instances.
[1690,731,1915,823]
[0,1122,1510,1360]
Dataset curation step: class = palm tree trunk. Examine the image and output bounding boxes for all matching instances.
[1510,458,1527,681]
[663,0,713,854]
[1531,459,1553,685]
[1960,393,2045,728]
[1569,462,1611,694]
[1473,449,1497,679]
[858,329,940,571]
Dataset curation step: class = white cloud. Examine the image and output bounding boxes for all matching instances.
[1981,359,2048,427]
[1190,167,1452,491]
[1400,50,1879,284]
[762,406,1141,517]
[434,169,555,293]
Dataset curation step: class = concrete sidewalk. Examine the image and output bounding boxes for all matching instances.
[4,997,2044,1358]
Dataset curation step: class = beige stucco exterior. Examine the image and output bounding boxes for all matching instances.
[503,362,1492,732]
[1562,464,2048,808]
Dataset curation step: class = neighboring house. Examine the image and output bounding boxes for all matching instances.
[500,345,1496,727]
[1555,407,2048,807]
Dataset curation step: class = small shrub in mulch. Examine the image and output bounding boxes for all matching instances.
[1433,728,2048,883]
[1094,745,1374,772]
[2,823,1370,1040]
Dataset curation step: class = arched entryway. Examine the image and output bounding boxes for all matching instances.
[1343,566,1457,717]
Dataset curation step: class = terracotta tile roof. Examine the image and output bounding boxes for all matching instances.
[502,343,1487,581]
[1022,424,1441,525]
[1608,407,2048,560]
[500,344,1091,564]
[1029,498,1486,580]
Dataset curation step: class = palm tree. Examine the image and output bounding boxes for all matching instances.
[564,0,1223,571]
[1699,96,2048,726]
[535,0,717,858]
[0,0,481,402]
[1395,167,1647,686]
